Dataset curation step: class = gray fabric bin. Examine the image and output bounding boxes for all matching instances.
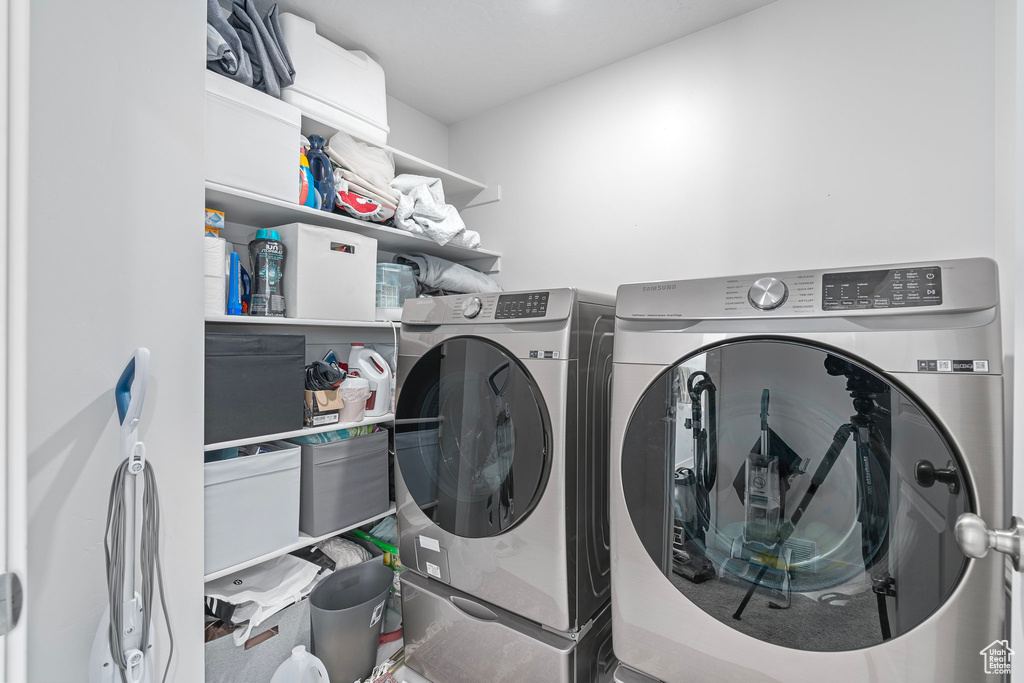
[205,444,301,574]
[290,430,389,536]
[205,333,305,444]
[205,597,311,683]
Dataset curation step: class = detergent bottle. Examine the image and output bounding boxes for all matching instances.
[306,134,336,213]
[269,646,329,683]
[299,138,318,209]
[348,344,392,417]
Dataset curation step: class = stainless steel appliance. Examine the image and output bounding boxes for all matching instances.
[396,288,615,682]
[610,258,1015,682]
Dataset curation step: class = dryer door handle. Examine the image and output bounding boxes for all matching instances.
[450,596,499,622]
[955,513,1024,571]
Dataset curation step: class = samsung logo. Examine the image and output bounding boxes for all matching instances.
[642,284,677,292]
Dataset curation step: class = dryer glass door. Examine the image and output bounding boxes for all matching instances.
[397,338,550,539]
[621,339,970,651]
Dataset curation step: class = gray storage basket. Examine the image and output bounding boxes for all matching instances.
[204,444,301,574]
[205,598,311,683]
[310,559,394,683]
[290,430,389,536]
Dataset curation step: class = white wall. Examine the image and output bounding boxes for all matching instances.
[387,95,449,167]
[450,0,1000,293]
[26,1,205,680]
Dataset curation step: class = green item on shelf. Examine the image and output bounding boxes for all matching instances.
[350,529,398,556]
[290,424,379,445]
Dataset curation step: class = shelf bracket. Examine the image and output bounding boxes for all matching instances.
[460,184,501,210]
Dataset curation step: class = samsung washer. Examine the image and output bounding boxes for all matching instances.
[395,288,616,682]
[609,258,1013,682]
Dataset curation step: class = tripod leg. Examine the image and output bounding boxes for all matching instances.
[732,553,773,621]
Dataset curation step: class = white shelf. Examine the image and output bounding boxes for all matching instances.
[204,504,396,582]
[204,413,394,451]
[205,315,395,329]
[205,181,502,273]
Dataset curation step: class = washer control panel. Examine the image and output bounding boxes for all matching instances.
[822,266,942,311]
[495,291,549,319]
[403,289,573,324]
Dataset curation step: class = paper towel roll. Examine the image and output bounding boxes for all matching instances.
[205,236,226,276]
[204,237,227,315]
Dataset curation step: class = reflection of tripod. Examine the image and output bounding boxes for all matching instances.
[732,356,891,635]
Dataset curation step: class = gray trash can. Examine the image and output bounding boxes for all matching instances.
[309,560,393,683]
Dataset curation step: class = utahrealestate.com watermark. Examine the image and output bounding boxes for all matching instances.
[981,640,1014,675]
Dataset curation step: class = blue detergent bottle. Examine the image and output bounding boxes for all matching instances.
[306,134,335,213]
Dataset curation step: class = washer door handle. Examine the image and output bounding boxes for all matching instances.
[955,513,1024,571]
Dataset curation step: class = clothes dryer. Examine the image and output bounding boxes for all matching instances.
[395,288,616,682]
[610,258,1013,682]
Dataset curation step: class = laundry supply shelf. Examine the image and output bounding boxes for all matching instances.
[205,181,502,273]
[203,503,396,582]
[205,314,394,329]
[204,412,395,451]
[299,114,492,209]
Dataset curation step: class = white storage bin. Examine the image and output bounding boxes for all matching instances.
[206,71,301,203]
[204,444,301,574]
[278,13,389,145]
[271,223,377,321]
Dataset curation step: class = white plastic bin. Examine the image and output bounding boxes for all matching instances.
[204,444,301,574]
[270,223,377,321]
[278,13,389,145]
[206,71,301,203]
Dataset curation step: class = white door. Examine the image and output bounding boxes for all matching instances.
[1,0,29,677]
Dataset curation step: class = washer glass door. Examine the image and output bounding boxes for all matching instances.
[621,339,970,651]
[397,337,550,539]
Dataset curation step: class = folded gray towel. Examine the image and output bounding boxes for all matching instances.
[395,253,501,295]
[263,5,296,86]
[229,0,280,96]
[207,0,252,86]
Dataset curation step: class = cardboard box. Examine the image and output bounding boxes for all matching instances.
[305,388,342,427]
[205,208,225,237]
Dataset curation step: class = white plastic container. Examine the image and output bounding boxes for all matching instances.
[347,344,392,418]
[270,223,377,321]
[278,13,389,145]
[204,444,301,574]
[338,377,370,423]
[206,71,301,203]
[270,646,329,683]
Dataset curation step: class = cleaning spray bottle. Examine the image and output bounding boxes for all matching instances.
[269,646,329,683]
[348,343,392,417]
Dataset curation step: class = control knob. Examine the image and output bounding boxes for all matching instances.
[748,277,788,311]
[462,296,483,319]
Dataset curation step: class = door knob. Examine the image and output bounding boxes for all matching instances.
[955,513,1024,571]
[915,459,961,494]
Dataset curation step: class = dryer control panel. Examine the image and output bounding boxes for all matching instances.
[822,266,942,310]
[402,288,576,324]
[616,257,996,321]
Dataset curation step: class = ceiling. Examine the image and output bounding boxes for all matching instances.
[255,0,776,125]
